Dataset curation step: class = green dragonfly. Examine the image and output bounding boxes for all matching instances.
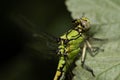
[12,14,106,80]
[53,16,106,80]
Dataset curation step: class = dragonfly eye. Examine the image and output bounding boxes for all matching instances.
[72,17,90,32]
[80,19,90,31]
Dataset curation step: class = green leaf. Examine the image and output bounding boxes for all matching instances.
[65,0,120,80]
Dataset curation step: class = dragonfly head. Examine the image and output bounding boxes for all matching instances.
[72,17,90,32]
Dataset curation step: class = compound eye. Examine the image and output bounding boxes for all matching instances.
[81,20,90,30]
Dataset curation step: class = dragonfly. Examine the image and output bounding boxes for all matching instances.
[12,14,106,80]
[53,16,106,80]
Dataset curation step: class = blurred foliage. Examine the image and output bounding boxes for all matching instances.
[0,0,72,80]
[66,0,120,80]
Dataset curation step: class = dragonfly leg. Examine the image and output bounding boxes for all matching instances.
[86,40,104,57]
[64,56,74,80]
[81,43,95,77]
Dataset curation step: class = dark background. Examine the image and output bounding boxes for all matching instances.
[0,0,72,80]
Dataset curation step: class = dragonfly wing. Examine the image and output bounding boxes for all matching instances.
[11,14,58,55]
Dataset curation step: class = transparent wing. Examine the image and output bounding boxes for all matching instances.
[11,14,58,58]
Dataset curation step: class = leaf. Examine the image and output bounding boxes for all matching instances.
[65,0,120,80]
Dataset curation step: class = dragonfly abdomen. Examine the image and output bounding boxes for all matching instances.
[53,56,66,80]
